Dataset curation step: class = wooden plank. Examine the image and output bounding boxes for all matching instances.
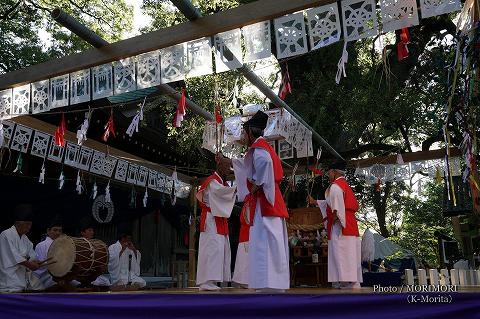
[0,0,329,90]
[10,115,193,183]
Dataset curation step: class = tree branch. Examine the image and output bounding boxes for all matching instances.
[341,143,401,159]
[0,0,22,20]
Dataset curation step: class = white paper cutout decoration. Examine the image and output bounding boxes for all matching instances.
[214,29,243,73]
[395,164,411,181]
[30,131,51,158]
[89,151,105,175]
[70,69,91,104]
[31,80,50,114]
[306,4,342,50]
[0,89,13,119]
[419,0,461,19]
[278,140,294,160]
[341,0,378,41]
[12,85,30,115]
[10,124,32,153]
[64,142,81,167]
[157,173,166,193]
[137,51,161,89]
[92,63,113,100]
[102,156,117,178]
[126,163,139,184]
[186,38,213,78]
[136,166,148,187]
[47,142,65,163]
[243,21,272,63]
[50,74,69,109]
[380,0,419,32]
[274,13,309,59]
[148,169,158,190]
[115,159,129,182]
[76,147,94,171]
[1,121,15,148]
[160,44,185,84]
[114,58,136,94]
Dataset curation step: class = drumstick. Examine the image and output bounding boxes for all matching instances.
[39,261,57,268]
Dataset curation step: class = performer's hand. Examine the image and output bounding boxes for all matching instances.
[26,261,40,271]
[127,241,136,252]
[250,183,260,195]
[307,195,317,206]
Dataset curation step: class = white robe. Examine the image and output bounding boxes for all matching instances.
[232,242,249,285]
[93,242,146,288]
[318,178,362,284]
[0,226,44,292]
[196,174,235,286]
[34,237,55,288]
[232,140,290,290]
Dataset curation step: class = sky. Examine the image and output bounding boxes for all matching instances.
[123,0,152,39]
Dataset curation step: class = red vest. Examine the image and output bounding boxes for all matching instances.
[238,194,253,243]
[247,138,289,223]
[325,177,359,240]
[198,173,229,236]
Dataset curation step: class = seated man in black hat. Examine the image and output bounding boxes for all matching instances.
[308,161,363,289]
[34,217,63,289]
[220,110,290,292]
[0,204,44,292]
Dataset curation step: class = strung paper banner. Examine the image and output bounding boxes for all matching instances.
[12,85,30,115]
[70,69,91,105]
[274,12,309,59]
[306,4,341,50]
[92,63,113,100]
[50,74,69,109]
[0,89,13,119]
[420,0,461,19]
[160,44,185,84]
[186,38,213,78]
[114,58,136,94]
[214,29,243,73]
[242,21,272,63]
[31,80,50,114]
[380,0,419,32]
[10,124,33,153]
[137,51,161,89]
[341,0,378,41]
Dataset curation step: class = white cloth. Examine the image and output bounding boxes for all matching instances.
[93,241,145,288]
[196,175,233,286]
[34,237,55,288]
[323,179,362,284]
[232,141,290,290]
[232,242,249,285]
[0,226,44,292]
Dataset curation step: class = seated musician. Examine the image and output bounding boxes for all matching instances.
[0,204,44,292]
[33,217,63,288]
[93,232,146,288]
[79,219,95,240]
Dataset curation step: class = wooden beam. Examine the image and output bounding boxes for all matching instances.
[10,115,194,183]
[0,0,330,90]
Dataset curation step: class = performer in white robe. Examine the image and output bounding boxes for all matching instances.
[232,203,250,287]
[227,111,290,292]
[196,159,236,291]
[33,219,63,288]
[93,234,146,288]
[308,162,362,289]
[0,204,44,292]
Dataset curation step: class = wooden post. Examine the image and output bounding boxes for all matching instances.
[188,182,198,287]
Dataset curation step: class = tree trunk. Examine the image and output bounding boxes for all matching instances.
[372,182,392,238]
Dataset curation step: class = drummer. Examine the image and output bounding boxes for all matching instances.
[33,217,63,288]
[79,219,95,240]
[0,204,44,292]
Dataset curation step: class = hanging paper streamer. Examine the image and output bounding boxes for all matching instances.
[278,64,292,100]
[0,121,4,147]
[173,88,186,128]
[92,180,97,199]
[130,187,137,208]
[59,171,65,190]
[335,42,349,84]
[13,153,23,174]
[76,171,82,195]
[39,163,45,184]
[397,28,410,61]
[126,97,146,137]
[232,78,239,109]
[396,153,404,164]
[54,113,66,147]
[102,109,116,142]
[77,111,91,145]
[215,104,223,124]
[105,181,111,203]
[143,188,148,208]
[171,169,178,206]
